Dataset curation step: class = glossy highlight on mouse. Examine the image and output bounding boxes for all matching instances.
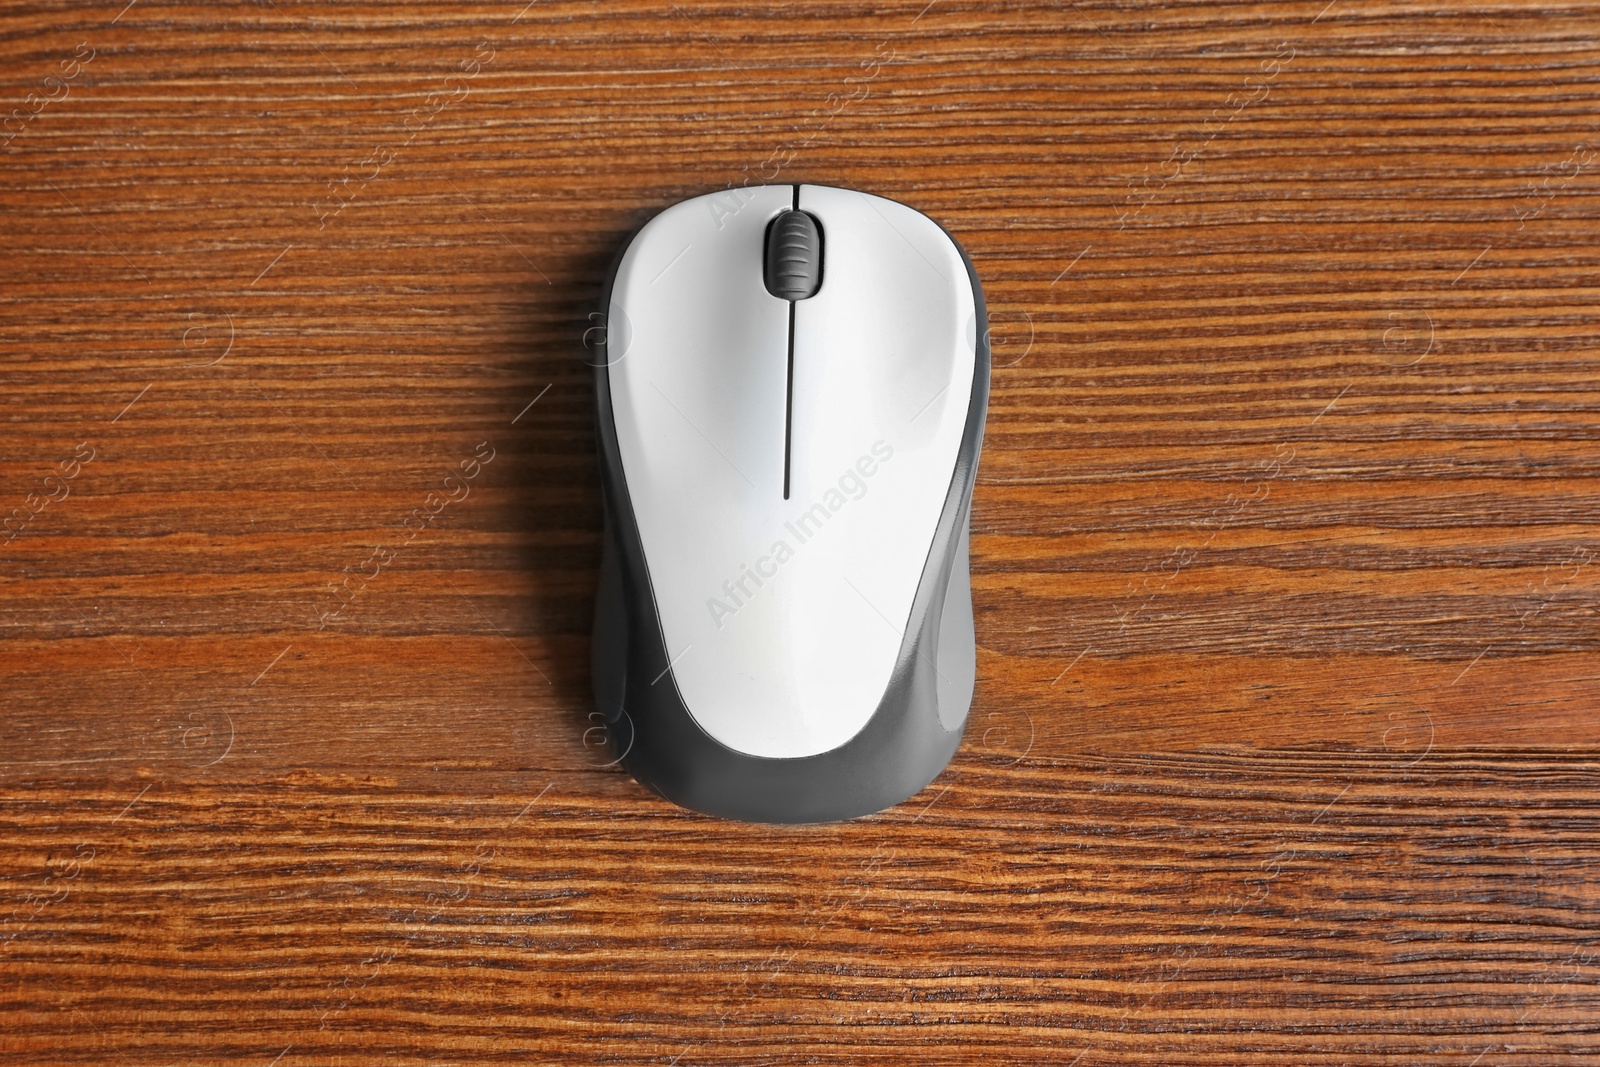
[589,183,989,823]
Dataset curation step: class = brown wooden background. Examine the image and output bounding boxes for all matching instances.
[3,1,1598,1063]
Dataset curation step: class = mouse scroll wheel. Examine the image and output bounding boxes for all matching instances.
[764,210,823,301]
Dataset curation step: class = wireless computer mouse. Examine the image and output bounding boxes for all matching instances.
[589,183,989,823]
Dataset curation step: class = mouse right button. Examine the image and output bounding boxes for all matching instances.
[785,183,980,740]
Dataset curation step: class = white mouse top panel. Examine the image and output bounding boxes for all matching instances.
[607,184,977,759]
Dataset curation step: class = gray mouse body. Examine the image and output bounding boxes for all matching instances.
[590,183,989,823]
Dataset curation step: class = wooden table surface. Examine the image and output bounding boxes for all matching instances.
[3,1,1598,1063]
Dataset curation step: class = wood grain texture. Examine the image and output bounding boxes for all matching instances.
[2,0,1598,1063]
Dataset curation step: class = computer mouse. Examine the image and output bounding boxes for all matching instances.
[589,183,989,823]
